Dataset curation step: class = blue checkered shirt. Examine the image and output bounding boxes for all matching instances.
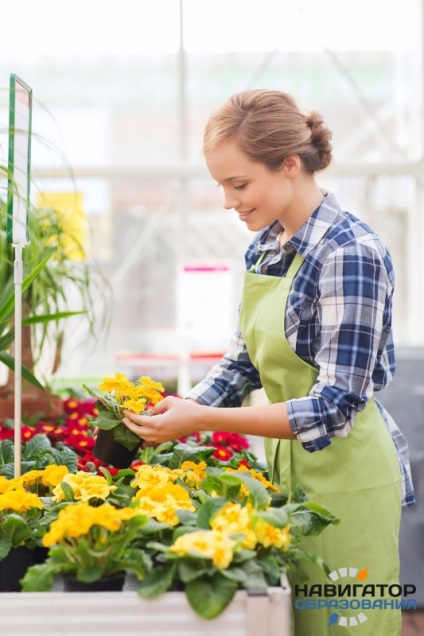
[186,192,415,506]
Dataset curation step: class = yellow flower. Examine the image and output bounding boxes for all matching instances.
[15,469,46,486]
[98,373,128,392]
[211,502,257,550]
[0,476,18,494]
[180,461,207,488]
[254,520,291,550]
[132,496,165,519]
[122,398,147,414]
[52,472,117,503]
[170,530,235,569]
[41,465,70,487]
[130,465,174,491]
[42,502,131,547]
[0,489,43,512]
[139,376,165,392]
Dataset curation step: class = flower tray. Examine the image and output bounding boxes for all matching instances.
[0,575,291,636]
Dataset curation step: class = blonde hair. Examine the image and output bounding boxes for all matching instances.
[203,89,333,174]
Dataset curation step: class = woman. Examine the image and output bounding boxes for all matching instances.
[123,90,414,635]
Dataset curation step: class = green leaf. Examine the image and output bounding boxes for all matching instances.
[54,447,78,473]
[0,253,51,325]
[113,423,141,451]
[185,573,237,619]
[168,444,214,470]
[254,507,289,528]
[0,536,12,560]
[137,563,176,599]
[20,562,58,592]
[239,559,268,591]
[1,514,34,548]
[178,558,214,583]
[22,434,52,459]
[219,472,270,509]
[0,439,15,465]
[93,413,120,431]
[0,352,44,390]
[59,481,75,502]
[22,310,86,325]
[196,497,228,529]
[220,566,247,583]
[175,510,197,526]
[287,502,340,537]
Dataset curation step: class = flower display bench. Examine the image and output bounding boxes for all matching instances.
[0,575,291,636]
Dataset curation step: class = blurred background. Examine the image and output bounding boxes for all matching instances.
[0,0,423,605]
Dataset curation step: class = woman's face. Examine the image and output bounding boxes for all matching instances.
[205,141,293,232]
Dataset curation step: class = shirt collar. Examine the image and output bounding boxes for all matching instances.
[254,191,342,258]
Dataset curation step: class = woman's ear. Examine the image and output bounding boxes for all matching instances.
[281,155,301,177]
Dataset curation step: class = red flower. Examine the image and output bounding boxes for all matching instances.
[21,426,38,441]
[212,446,233,462]
[63,397,81,413]
[0,426,14,440]
[63,434,95,454]
[238,458,251,469]
[211,431,230,445]
[227,433,249,452]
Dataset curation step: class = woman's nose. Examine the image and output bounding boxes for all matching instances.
[223,191,240,210]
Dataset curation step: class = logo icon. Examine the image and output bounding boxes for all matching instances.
[328,566,368,628]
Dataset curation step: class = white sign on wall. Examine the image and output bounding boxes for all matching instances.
[176,264,234,349]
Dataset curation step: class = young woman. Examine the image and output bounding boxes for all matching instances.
[123,90,414,635]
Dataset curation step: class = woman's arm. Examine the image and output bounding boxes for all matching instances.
[122,396,296,444]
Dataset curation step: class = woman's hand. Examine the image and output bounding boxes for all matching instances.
[122,396,205,444]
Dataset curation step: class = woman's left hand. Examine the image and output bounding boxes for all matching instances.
[122,396,205,444]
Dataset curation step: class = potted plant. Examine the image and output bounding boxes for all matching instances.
[0,478,45,590]
[0,197,110,419]
[21,500,151,592]
[83,373,165,468]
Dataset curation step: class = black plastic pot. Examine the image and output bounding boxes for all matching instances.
[0,546,34,592]
[63,570,126,592]
[93,428,140,468]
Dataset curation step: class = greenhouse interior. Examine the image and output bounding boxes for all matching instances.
[0,1,423,635]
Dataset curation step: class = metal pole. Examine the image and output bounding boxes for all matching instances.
[177,0,192,395]
[13,245,23,478]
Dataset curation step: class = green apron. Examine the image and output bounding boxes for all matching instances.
[239,251,402,636]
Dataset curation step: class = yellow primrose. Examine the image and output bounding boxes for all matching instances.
[52,471,117,503]
[231,465,279,493]
[98,373,129,392]
[210,502,257,550]
[122,398,147,414]
[0,489,43,512]
[131,464,174,491]
[40,465,70,487]
[170,530,235,570]
[139,376,165,393]
[254,520,291,550]
[132,496,165,518]
[155,498,195,526]
[145,483,191,504]
[0,476,19,494]
[180,461,208,488]
[42,502,129,547]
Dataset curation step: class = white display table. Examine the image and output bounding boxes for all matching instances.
[0,575,291,636]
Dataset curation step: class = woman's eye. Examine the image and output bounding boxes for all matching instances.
[234,184,247,190]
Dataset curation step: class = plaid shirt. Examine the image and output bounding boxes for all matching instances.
[186,192,414,506]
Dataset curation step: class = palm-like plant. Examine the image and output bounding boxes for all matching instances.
[0,194,111,418]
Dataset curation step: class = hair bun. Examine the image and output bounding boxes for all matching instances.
[305,111,333,171]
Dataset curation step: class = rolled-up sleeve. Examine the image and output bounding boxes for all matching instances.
[287,243,393,452]
[185,326,262,407]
